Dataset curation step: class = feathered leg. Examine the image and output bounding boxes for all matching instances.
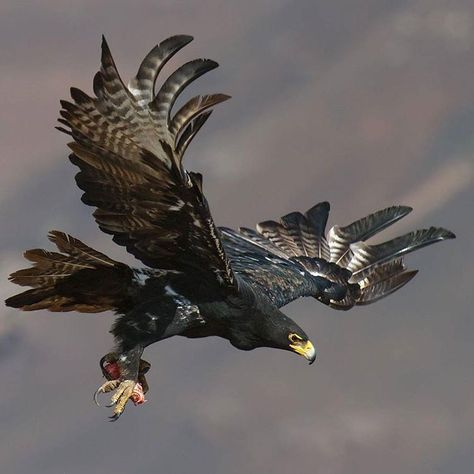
[94,294,205,420]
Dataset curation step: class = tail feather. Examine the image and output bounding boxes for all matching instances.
[5,287,102,313]
[6,231,135,313]
[5,288,57,311]
[48,230,117,268]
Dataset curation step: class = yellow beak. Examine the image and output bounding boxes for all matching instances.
[290,340,316,364]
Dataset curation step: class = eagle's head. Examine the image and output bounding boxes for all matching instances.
[229,308,316,364]
[265,312,316,364]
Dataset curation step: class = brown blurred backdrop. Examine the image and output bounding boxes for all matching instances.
[0,1,473,473]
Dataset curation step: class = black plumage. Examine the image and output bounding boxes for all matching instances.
[5,36,455,420]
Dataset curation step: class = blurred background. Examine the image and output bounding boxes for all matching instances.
[1,1,473,473]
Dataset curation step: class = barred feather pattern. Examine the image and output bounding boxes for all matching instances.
[221,202,455,309]
[59,34,230,163]
[56,35,234,287]
[6,232,136,313]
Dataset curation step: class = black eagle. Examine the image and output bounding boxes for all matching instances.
[6,36,455,420]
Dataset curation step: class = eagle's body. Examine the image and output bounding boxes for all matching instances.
[112,269,306,352]
[5,35,455,420]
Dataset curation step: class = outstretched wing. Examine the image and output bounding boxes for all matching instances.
[220,227,325,307]
[221,202,454,309]
[57,36,234,288]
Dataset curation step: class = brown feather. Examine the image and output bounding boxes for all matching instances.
[6,232,136,313]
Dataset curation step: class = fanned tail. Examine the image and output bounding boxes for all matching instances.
[247,202,455,309]
[5,231,135,313]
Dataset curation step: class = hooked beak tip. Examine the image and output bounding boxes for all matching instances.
[304,340,316,365]
[290,340,316,365]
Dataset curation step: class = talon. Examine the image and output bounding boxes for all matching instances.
[94,389,101,407]
[95,354,150,419]
[109,413,121,422]
[93,379,120,407]
[94,380,143,420]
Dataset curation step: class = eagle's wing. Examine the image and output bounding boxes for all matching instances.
[220,227,324,307]
[220,202,454,309]
[58,36,234,288]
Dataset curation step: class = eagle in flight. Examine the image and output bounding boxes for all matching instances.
[6,35,455,420]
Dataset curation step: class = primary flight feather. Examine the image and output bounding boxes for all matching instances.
[6,36,455,420]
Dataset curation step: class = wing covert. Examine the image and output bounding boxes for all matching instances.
[219,228,323,307]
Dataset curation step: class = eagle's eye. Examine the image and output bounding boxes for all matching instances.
[288,333,303,344]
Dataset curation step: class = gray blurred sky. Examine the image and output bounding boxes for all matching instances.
[1,1,473,473]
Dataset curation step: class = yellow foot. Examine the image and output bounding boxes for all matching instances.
[94,379,146,421]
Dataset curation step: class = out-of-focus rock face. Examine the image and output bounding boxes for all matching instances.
[0,1,472,473]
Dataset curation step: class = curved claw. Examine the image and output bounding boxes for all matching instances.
[93,389,102,407]
[97,379,139,420]
[93,379,120,408]
[94,354,150,420]
[109,413,122,422]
